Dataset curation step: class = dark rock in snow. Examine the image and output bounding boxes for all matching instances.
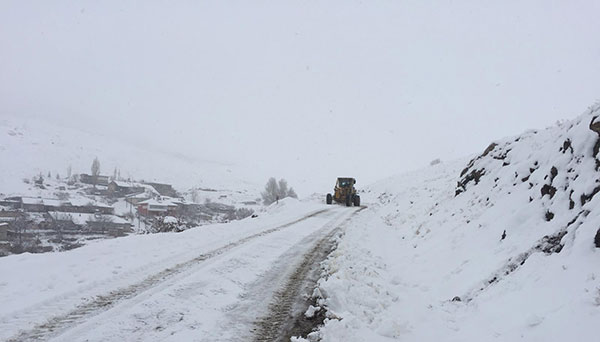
[545,210,555,222]
[537,230,568,254]
[482,143,498,157]
[561,139,574,154]
[595,229,600,248]
[455,168,486,196]
[589,116,600,135]
[550,167,558,181]
[580,185,600,206]
[541,184,557,199]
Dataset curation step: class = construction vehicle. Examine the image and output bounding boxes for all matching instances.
[326,178,360,207]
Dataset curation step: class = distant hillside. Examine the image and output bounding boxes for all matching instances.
[0,116,259,196]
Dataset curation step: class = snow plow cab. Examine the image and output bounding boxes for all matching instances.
[326,178,360,207]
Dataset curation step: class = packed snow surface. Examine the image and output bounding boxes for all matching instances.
[0,199,357,341]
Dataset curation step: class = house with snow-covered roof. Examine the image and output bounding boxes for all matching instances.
[8,197,115,215]
[142,182,177,197]
[137,198,181,217]
[46,211,132,235]
[108,181,146,196]
[80,174,110,186]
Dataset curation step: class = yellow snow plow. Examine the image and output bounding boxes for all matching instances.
[326,178,360,207]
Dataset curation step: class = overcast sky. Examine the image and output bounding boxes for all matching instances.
[2,1,600,191]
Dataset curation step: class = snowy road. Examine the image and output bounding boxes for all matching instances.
[0,200,361,342]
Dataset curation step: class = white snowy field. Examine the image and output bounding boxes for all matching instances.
[306,105,600,341]
[0,199,357,341]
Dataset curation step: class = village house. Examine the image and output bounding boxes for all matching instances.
[107,181,146,196]
[142,182,177,197]
[125,192,153,206]
[47,212,132,236]
[7,197,115,215]
[0,222,9,255]
[21,197,48,212]
[0,210,24,223]
[0,222,8,241]
[137,198,180,217]
[80,174,110,186]
[45,212,79,230]
[0,198,21,209]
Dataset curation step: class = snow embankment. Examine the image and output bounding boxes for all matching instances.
[308,104,600,341]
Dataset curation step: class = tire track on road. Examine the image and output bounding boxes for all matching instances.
[253,206,366,342]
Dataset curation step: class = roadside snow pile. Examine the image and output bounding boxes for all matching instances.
[309,104,600,341]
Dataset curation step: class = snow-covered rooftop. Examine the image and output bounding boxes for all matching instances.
[20,197,44,205]
[48,212,130,225]
[138,198,181,207]
[111,180,149,189]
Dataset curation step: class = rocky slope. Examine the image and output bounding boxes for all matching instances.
[304,103,600,341]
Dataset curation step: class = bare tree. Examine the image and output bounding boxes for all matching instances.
[49,213,74,242]
[190,189,200,203]
[262,177,279,205]
[34,174,44,188]
[277,179,289,200]
[262,177,298,205]
[287,187,298,199]
[91,157,101,188]
[67,165,72,179]
[12,216,27,248]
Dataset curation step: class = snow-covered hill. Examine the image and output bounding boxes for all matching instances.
[309,104,600,341]
[0,115,259,197]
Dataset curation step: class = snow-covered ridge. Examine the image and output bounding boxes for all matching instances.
[457,102,600,216]
[307,104,600,341]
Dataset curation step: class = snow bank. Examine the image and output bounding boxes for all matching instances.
[311,104,600,341]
